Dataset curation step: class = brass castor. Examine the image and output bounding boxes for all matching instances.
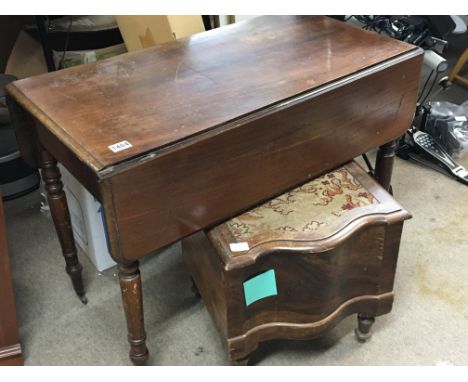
[355,314,375,343]
[79,294,88,304]
[190,277,201,298]
[232,356,250,366]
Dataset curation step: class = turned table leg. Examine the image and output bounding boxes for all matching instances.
[118,261,149,365]
[374,139,397,193]
[355,314,375,343]
[190,276,201,298]
[38,147,87,304]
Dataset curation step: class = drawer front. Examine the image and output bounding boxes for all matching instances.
[227,225,393,335]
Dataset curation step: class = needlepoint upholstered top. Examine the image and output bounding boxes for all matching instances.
[208,161,412,269]
[226,163,380,245]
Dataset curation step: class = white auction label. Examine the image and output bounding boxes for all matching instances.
[229,242,250,252]
[109,140,133,153]
[454,116,467,122]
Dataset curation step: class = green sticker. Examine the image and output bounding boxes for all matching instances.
[243,269,277,306]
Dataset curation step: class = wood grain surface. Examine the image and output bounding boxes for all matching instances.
[6,16,418,172]
[105,53,422,262]
[183,220,405,361]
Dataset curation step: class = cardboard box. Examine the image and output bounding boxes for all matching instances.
[6,30,127,78]
[5,30,48,79]
[0,16,34,73]
[115,16,205,52]
[59,164,116,272]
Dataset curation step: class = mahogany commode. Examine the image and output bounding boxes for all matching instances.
[5,16,422,364]
[183,161,411,364]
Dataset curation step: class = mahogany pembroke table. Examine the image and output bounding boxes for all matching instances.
[6,16,422,365]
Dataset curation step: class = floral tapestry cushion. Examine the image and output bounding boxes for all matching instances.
[226,165,379,246]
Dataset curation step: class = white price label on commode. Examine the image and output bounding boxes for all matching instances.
[229,242,250,252]
[455,116,467,122]
[109,140,133,153]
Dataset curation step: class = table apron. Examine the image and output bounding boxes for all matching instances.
[102,54,422,263]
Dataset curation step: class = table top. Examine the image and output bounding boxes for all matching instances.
[7,16,415,172]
